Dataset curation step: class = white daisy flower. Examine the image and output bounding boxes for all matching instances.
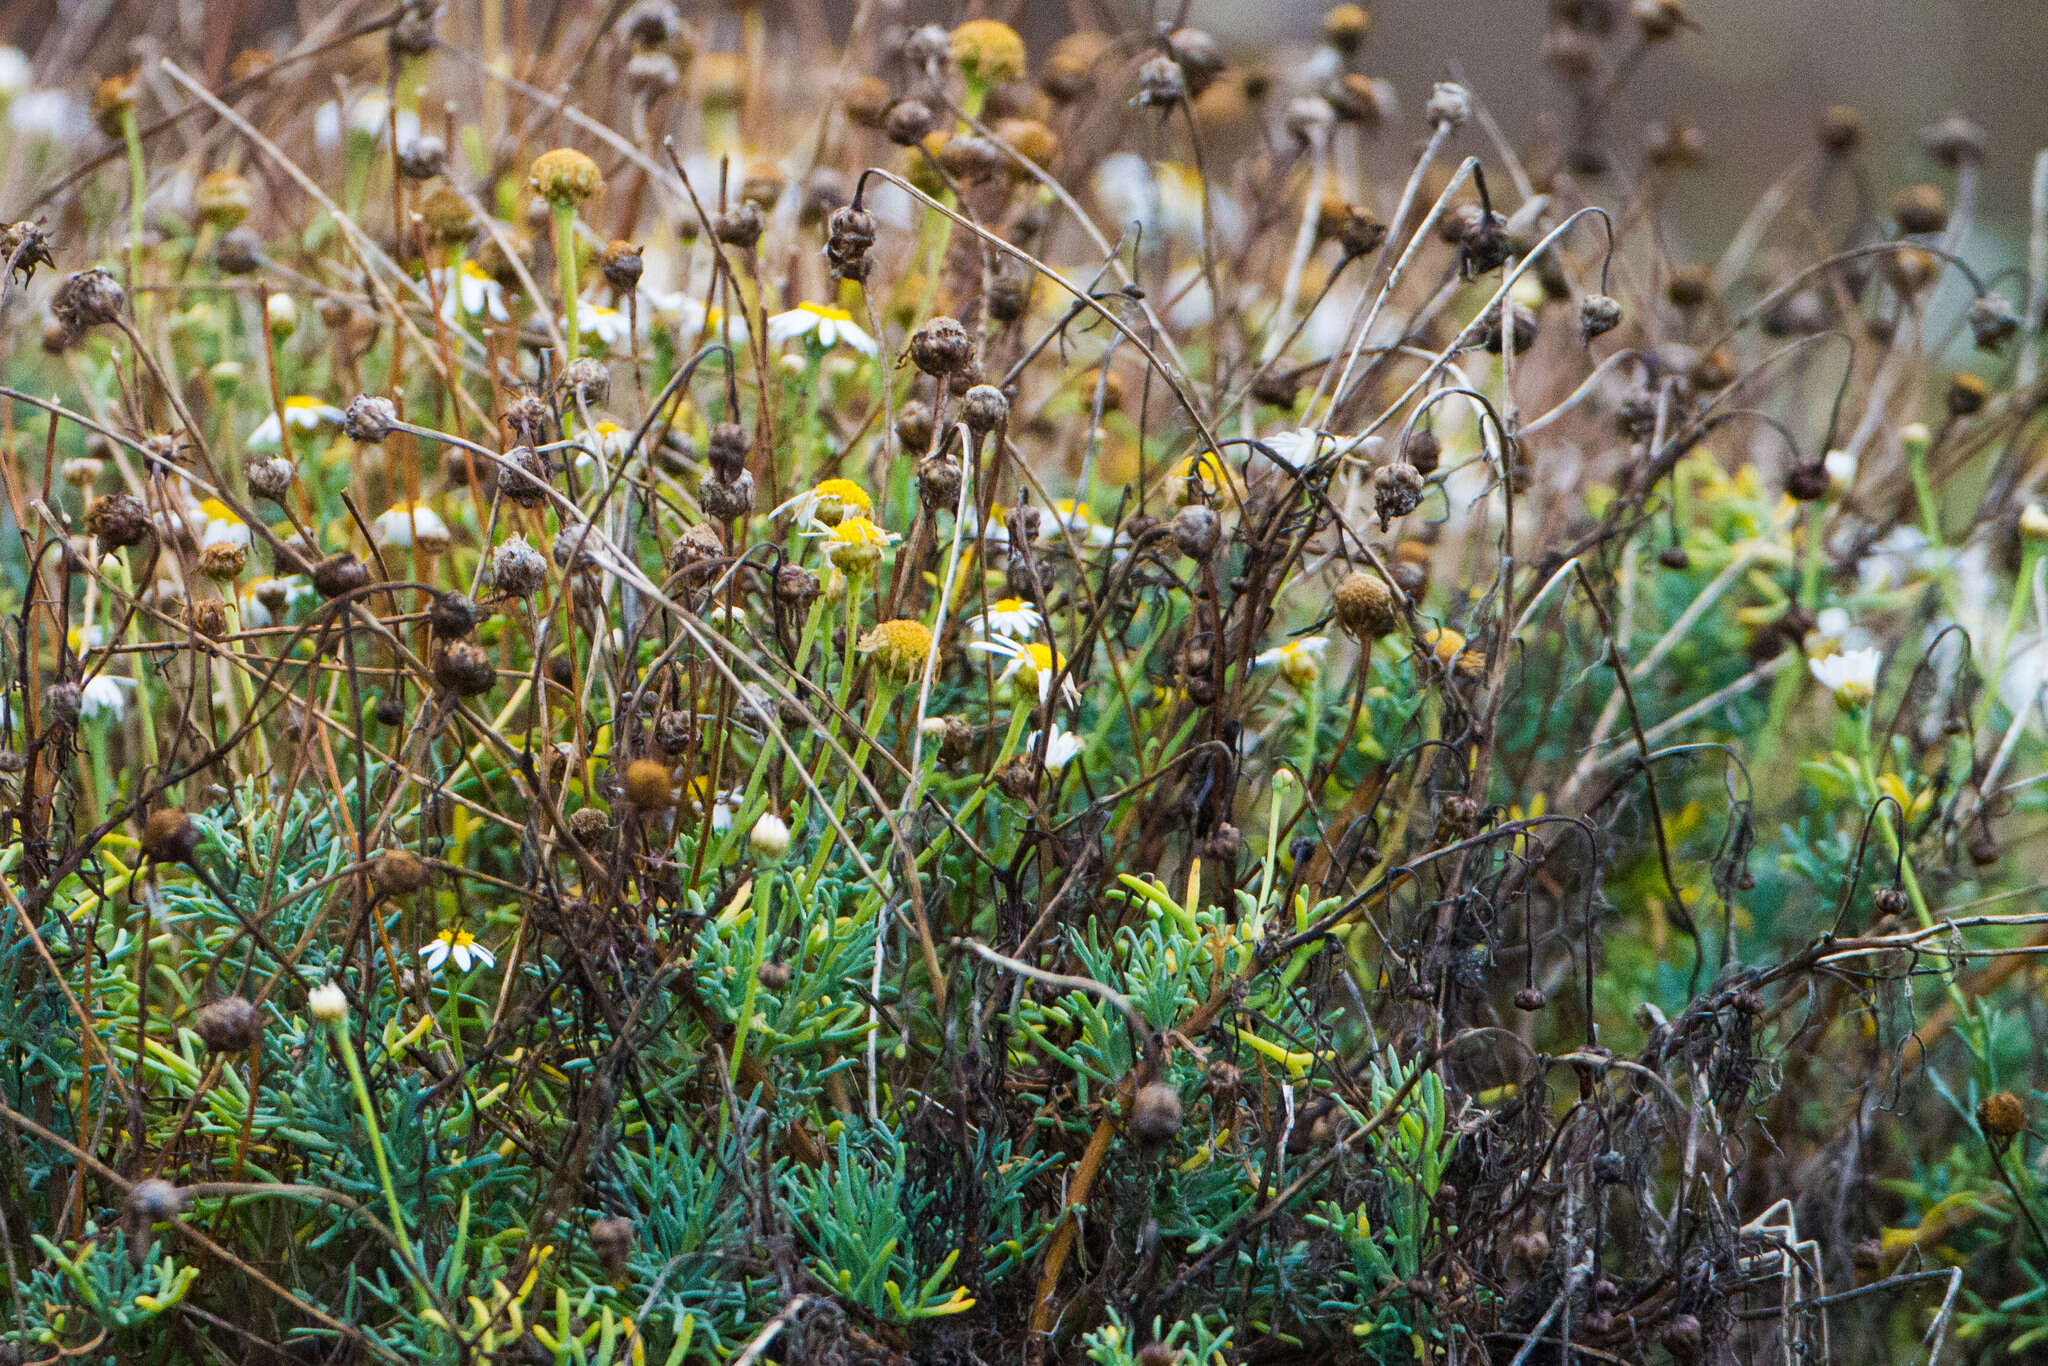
[314,93,419,151]
[657,295,750,344]
[430,261,511,324]
[711,787,744,833]
[968,634,1081,708]
[196,498,251,551]
[564,301,633,352]
[972,597,1044,639]
[1026,724,1084,771]
[79,675,137,723]
[1809,645,1881,711]
[766,302,877,356]
[1043,500,1117,549]
[249,397,345,451]
[236,576,313,629]
[372,501,452,551]
[1255,636,1330,687]
[419,929,495,976]
[581,420,633,460]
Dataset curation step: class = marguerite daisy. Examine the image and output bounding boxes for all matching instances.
[563,301,633,352]
[79,674,136,722]
[419,928,495,976]
[371,501,451,551]
[969,634,1081,707]
[430,260,510,324]
[249,397,345,450]
[1026,724,1084,770]
[767,302,877,356]
[812,515,901,574]
[972,597,1044,639]
[1809,645,1880,711]
[196,498,250,550]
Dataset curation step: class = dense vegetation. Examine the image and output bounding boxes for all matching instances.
[0,2,2045,1362]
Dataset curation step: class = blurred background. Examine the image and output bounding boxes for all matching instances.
[4,0,2043,269]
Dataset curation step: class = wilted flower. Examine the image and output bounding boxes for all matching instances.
[767,302,877,355]
[1255,636,1330,687]
[816,515,901,573]
[772,477,872,530]
[970,634,1080,707]
[1026,724,1084,770]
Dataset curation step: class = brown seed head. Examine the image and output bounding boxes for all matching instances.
[196,996,263,1054]
[141,808,201,866]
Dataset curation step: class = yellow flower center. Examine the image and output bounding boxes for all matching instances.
[803,302,854,322]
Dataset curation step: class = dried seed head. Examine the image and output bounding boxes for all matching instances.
[860,619,937,682]
[918,455,963,515]
[312,553,372,600]
[704,422,749,481]
[397,135,446,181]
[1891,184,1948,235]
[843,75,894,129]
[1326,73,1391,127]
[503,395,554,447]
[910,316,974,376]
[1947,372,1989,417]
[1969,293,2021,353]
[824,205,877,280]
[590,1216,635,1277]
[1630,0,1685,40]
[1784,461,1829,502]
[1818,104,1863,156]
[91,70,140,136]
[1514,986,1548,1011]
[1425,81,1471,128]
[1337,205,1387,258]
[895,400,937,453]
[950,19,1026,85]
[1135,1345,1179,1366]
[343,394,399,444]
[621,759,673,810]
[626,49,682,98]
[1580,293,1623,340]
[1135,55,1188,108]
[195,169,255,229]
[429,591,480,640]
[962,384,1010,433]
[1872,885,1910,919]
[884,99,937,147]
[434,641,497,697]
[561,357,610,407]
[988,267,1032,323]
[699,469,757,522]
[775,563,821,610]
[1129,1081,1183,1144]
[244,456,295,502]
[1883,246,1940,295]
[1334,571,1397,638]
[1323,4,1372,54]
[530,148,604,206]
[1,220,56,285]
[42,681,82,729]
[666,523,723,575]
[1978,1091,2026,1141]
[1171,505,1221,559]
[599,240,643,294]
[370,848,432,897]
[1042,31,1109,102]
[86,493,150,549]
[196,995,263,1054]
[142,808,201,865]
[53,268,126,330]
[1921,112,1985,169]
[711,199,763,248]
[1645,118,1705,170]
[1166,29,1224,96]
[199,540,247,581]
[567,806,611,841]
[128,1178,185,1223]
[1665,265,1712,309]
[621,0,680,47]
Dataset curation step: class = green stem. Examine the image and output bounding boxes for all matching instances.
[327,1014,429,1309]
[552,199,580,369]
[120,106,146,314]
